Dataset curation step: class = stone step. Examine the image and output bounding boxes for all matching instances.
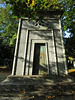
[0,75,75,97]
[0,96,75,100]
[7,75,74,83]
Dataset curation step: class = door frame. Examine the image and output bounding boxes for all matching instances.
[29,39,49,75]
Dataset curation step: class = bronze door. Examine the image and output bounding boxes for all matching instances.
[33,43,47,75]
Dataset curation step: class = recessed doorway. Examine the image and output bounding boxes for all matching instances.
[33,43,48,75]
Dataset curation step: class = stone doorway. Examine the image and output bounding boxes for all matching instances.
[12,12,68,75]
[33,43,48,75]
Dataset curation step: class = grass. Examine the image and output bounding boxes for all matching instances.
[68,67,75,77]
[69,67,75,70]
[0,66,7,68]
[68,67,75,72]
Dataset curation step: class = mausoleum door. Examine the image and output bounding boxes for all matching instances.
[33,43,48,75]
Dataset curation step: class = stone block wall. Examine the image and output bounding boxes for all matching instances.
[12,11,68,76]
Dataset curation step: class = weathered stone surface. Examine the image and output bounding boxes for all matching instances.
[12,11,68,76]
[0,75,75,99]
[0,96,75,100]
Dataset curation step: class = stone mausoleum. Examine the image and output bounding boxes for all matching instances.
[12,10,68,76]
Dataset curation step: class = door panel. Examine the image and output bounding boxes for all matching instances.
[33,43,47,75]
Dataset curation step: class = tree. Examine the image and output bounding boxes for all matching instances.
[61,0,75,35]
[2,0,75,34]
[60,0,75,59]
[0,4,18,46]
[2,0,59,18]
[64,35,75,58]
[0,2,18,67]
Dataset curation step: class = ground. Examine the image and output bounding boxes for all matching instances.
[0,72,11,82]
[0,67,11,82]
[0,67,75,100]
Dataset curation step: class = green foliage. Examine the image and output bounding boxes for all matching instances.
[0,2,18,67]
[0,4,18,46]
[61,0,75,34]
[60,0,75,60]
[1,0,74,34]
[65,35,75,58]
[2,0,59,19]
